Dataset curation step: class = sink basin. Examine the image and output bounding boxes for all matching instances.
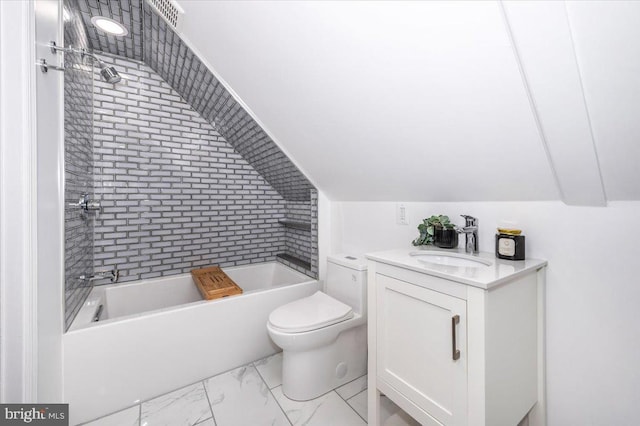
[410,251,493,268]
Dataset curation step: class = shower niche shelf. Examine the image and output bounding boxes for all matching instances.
[278,219,312,231]
[276,253,311,271]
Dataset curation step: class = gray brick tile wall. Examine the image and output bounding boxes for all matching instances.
[142,5,314,201]
[72,0,315,201]
[284,201,313,266]
[92,54,291,283]
[276,191,318,278]
[75,0,143,61]
[64,0,94,330]
[310,189,319,277]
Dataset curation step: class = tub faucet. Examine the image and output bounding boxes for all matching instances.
[458,215,479,254]
[80,268,120,284]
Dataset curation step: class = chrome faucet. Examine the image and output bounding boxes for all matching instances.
[458,215,479,254]
[80,268,120,284]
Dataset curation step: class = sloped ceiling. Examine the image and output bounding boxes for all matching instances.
[176,0,640,205]
[564,1,640,201]
[68,0,314,201]
[69,0,640,205]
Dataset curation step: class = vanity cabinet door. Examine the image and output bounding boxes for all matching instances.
[376,274,467,426]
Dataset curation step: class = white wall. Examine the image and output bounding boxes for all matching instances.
[329,200,640,426]
[1,0,69,404]
[0,0,37,402]
[34,0,65,402]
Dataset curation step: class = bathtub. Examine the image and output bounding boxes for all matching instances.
[64,262,319,425]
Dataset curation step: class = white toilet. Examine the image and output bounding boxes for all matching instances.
[267,254,367,401]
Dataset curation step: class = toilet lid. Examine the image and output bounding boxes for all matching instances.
[268,291,354,333]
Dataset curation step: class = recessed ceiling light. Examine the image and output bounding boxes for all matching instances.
[90,16,128,36]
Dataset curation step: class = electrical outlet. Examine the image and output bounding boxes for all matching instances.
[396,203,408,225]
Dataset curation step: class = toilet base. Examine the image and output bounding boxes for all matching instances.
[281,323,367,401]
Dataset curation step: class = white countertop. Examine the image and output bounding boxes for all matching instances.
[365,246,547,290]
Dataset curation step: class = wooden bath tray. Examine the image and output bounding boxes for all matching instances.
[191,266,243,301]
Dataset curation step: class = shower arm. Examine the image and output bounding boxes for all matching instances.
[46,41,121,83]
[49,41,103,65]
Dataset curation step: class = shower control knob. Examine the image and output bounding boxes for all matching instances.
[70,193,101,212]
[85,199,101,211]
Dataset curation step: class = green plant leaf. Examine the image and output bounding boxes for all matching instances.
[413,213,459,245]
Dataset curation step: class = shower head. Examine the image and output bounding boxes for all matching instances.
[81,50,121,83]
[97,61,121,84]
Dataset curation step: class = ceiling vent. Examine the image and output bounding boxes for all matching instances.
[145,0,184,31]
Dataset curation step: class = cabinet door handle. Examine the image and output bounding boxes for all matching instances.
[452,314,460,361]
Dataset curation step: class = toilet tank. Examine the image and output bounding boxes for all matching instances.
[326,254,368,316]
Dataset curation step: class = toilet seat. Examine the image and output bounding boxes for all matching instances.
[268,291,354,333]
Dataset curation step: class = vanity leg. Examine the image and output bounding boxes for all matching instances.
[368,383,381,426]
[529,268,547,426]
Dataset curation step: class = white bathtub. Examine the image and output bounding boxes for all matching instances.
[64,262,318,424]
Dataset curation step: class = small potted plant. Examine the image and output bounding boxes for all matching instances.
[412,215,459,249]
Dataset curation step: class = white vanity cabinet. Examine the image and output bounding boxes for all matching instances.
[366,249,547,426]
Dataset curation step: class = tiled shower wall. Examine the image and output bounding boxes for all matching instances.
[92,54,291,283]
[280,200,313,273]
[276,190,319,277]
[72,0,315,201]
[64,2,94,330]
[310,190,319,277]
[64,1,318,330]
[142,5,315,201]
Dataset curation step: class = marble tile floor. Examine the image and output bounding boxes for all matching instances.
[81,352,419,426]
